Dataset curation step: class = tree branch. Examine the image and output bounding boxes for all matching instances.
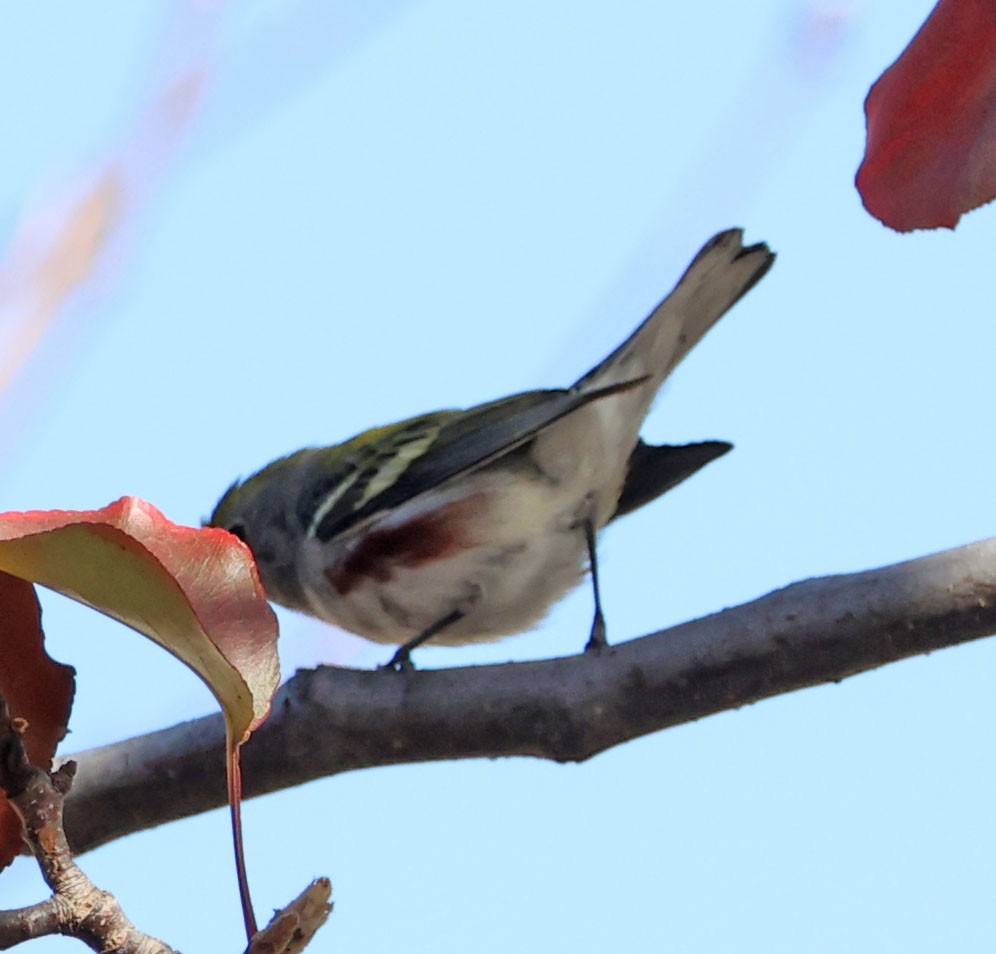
[0,694,179,953]
[63,537,996,856]
[0,695,332,952]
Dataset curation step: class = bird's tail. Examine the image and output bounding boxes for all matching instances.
[575,229,775,400]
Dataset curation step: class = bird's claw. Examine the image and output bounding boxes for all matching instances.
[584,611,608,654]
[381,647,416,672]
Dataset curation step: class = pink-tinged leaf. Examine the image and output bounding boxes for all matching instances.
[0,572,75,869]
[0,497,279,927]
[856,0,996,231]
[0,497,279,743]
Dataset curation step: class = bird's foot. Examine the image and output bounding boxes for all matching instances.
[584,609,608,654]
[381,645,416,672]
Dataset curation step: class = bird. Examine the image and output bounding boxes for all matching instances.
[209,229,774,669]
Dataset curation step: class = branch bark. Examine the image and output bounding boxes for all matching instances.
[63,537,996,856]
[0,695,179,953]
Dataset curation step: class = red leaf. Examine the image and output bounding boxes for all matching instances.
[0,497,279,742]
[856,0,996,231]
[0,497,279,910]
[0,572,75,869]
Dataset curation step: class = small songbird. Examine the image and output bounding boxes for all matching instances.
[210,229,774,668]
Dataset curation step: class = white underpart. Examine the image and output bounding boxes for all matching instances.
[298,466,596,645]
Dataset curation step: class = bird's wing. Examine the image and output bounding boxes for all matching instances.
[306,380,643,542]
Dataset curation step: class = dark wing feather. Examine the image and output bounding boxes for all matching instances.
[312,380,643,542]
[610,439,731,522]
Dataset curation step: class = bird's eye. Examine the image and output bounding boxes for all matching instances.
[227,523,248,544]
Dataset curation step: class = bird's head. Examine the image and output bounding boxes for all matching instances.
[207,452,313,611]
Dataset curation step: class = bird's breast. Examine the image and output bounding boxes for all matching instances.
[296,467,601,646]
[323,493,485,597]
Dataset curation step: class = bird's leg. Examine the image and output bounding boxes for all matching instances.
[584,518,608,653]
[383,608,466,672]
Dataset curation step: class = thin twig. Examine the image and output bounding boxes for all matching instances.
[0,693,179,953]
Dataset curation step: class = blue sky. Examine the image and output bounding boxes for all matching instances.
[4,2,996,951]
